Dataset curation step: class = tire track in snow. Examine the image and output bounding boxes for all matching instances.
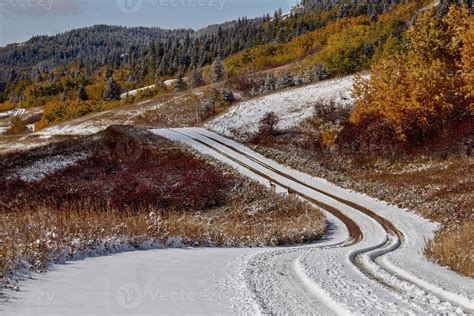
[155,128,357,314]
[189,128,474,314]
[173,128,419,312]
[153,128,474,314]
[158,128,400,313]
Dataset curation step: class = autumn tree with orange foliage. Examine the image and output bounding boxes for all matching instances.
[350,6,472,149]
[461,16,474,107]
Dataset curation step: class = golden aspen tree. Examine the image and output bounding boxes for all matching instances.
[461,16,474,107]
[351,6,470,144]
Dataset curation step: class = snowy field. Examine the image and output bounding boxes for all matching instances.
[208,75,362,137]
[120,79,179,99]
[5,153,89,182]
[3,128,473,315]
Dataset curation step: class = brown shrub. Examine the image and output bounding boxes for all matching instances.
[5,116,28,135]
[337,113,399,157]
[226,72,264,95]
[0,127,234,212]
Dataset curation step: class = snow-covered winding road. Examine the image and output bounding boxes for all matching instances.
[3,128,473,315]
[153,128,474,314]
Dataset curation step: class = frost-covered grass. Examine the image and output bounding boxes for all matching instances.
[6,153,89,183]
[133,90,212,128]
[0,126,326,287]
[207,76,359,139]
[1,182,325,287]
[250,136,473,277]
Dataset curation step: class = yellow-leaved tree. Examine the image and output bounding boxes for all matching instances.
[461,15,474,109]
[351,6,471,145]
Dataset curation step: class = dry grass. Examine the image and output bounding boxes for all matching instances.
[134,90,212,128]
[425,220,474,277]
[0,125,326,284]
[1,181,325,282]
[249,127,473,277]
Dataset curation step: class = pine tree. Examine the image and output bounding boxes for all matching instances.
[277,30,286,43]
[263,74,276,93]
[78,84,88,101]
[295,75,303,86]
[303,68,315,84]
[277,71,295,89]
[189,68,203,88]
[103,78,121,101]
[174,71,186,91]
[274,10,280,20]
[105,68,113,78]
[315,64,329,81]
[211,57,225,83]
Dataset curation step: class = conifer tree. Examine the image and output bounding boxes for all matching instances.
[103,78,121,101]
[315,64,329,81]
[211,57,225,83]
[189,67,203,88]
[78,84,88,101]
[277,71,295,89]
[263,74,276,93]
[174,70,186,91]
[277,30,286,43]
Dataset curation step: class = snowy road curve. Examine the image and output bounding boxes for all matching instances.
[3,128,473,315]
[154,128,474,315]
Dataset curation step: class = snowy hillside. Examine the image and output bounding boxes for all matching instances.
[207,75,363,137]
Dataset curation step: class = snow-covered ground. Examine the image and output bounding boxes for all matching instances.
[0,110,16,120]
[208,76,361,137]
[36,98,168,137]
[0,107,42,136]
[3,128,473,315]
[120,79,180,99]
[5,153,89,182]
[120,84,158,99]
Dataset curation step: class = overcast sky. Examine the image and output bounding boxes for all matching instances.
[0,0,298,46]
